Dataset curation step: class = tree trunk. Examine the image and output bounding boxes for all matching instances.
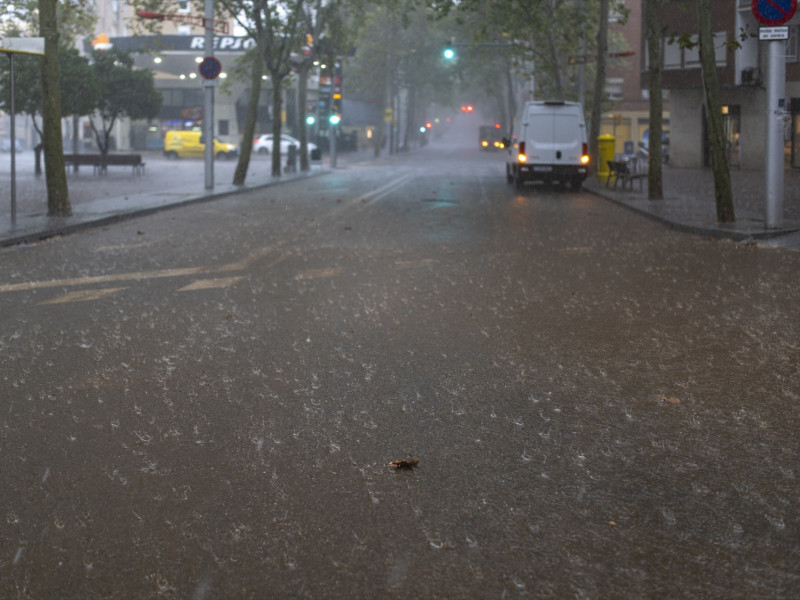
[233,56,262,186]
[645,0,664,199]
[39,0,71,216]
[697,0,734,222]
[271,79,284,177]
[545,1,565,100]
[589,0,610,176]
[402,85,415,151]
[297,63,311,172]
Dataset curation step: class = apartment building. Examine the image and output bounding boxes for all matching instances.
[601,0,670,156]
[656,0,800,170]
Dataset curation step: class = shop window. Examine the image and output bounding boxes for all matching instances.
[788,26,800,63]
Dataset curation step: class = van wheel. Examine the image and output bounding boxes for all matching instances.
[514,168,524,189]
[258,148,269,155]
[571,177,583,191]
[165,151,178,160]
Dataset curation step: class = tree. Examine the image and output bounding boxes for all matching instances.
[219,0,306,177]
[644,0,663,199]
[696,0,734,222]
[0,0,96,41]
[232,50,264,185]
[0,46,98,175]
[38,0,71,216]
[88,48,162,155]
[588,0,609,175]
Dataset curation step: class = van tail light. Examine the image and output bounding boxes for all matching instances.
[517,141,526,163]
[580,143,590,165]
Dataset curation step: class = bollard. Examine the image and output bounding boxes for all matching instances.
[286,144,297,172]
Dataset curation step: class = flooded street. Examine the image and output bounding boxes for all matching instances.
[1,145,799,598]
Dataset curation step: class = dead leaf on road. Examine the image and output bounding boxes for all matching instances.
[388,459,419,470]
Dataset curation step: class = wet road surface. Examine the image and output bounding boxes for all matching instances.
[1,145,799,598]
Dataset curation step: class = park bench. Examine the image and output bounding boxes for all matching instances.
[606,159,647,192]
[63,153,145,175]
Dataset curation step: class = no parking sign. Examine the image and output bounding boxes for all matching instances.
[752,0,797,26]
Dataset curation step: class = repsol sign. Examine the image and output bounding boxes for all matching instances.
[189,36,257,52]
[101,35,257,54]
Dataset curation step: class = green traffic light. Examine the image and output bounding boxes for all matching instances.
[329,114,341,126]
[443,47,455,60]
[306,115,316,126]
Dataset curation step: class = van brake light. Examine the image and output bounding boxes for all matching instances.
[518,141,526,163]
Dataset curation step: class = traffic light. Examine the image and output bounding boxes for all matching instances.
[306,114,316,126]
[330,92,342,126]
[443,46,455,60]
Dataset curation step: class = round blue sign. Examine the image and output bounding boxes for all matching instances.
[199,56,222,80]
[752,0,797,26]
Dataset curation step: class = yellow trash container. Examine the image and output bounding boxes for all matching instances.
[597,134,615,183]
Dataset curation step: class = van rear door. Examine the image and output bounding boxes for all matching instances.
[525,110,582,164]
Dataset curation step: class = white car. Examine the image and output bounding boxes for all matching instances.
[253,134,317,156]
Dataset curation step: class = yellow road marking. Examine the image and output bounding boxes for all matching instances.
[37,287,128,305]
[1,174,413,296]
[294,267,343,280]
[177,276,245,291]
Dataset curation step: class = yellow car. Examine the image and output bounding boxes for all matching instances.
[163,130,238,160]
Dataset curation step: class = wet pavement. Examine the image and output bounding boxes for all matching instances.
[2,149,799,250]
[2,147,798,598]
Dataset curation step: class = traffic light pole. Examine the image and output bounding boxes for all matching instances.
[329,125,337,168]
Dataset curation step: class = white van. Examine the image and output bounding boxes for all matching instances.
[505,101,590,190]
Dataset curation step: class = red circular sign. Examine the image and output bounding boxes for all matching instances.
[198,56,222,80]
[752,0,797,26]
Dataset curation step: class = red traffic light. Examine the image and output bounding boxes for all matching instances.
[460,104,474,113]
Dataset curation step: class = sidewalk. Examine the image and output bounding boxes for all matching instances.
[0,150,371,248]
[2,150,800,250]
[584,163,800,251]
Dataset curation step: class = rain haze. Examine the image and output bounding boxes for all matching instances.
[1,0,800,598]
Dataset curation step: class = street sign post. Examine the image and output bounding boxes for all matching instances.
[753,0,796,228]
[1,37,45,228]
[198,56,222,80]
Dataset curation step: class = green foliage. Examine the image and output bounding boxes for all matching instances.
[0,44,98,135]
[88,48,163,153]
[0,0,96,43]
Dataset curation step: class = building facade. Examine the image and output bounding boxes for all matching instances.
[656,0,800,170]
[602,0,670,157]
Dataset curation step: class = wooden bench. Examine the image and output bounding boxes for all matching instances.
[606,160,646,192]
[63,153,145,175]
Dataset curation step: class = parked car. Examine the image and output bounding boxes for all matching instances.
[505,100,589,190]
[163,130,238,160]
[253,134,318,157]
